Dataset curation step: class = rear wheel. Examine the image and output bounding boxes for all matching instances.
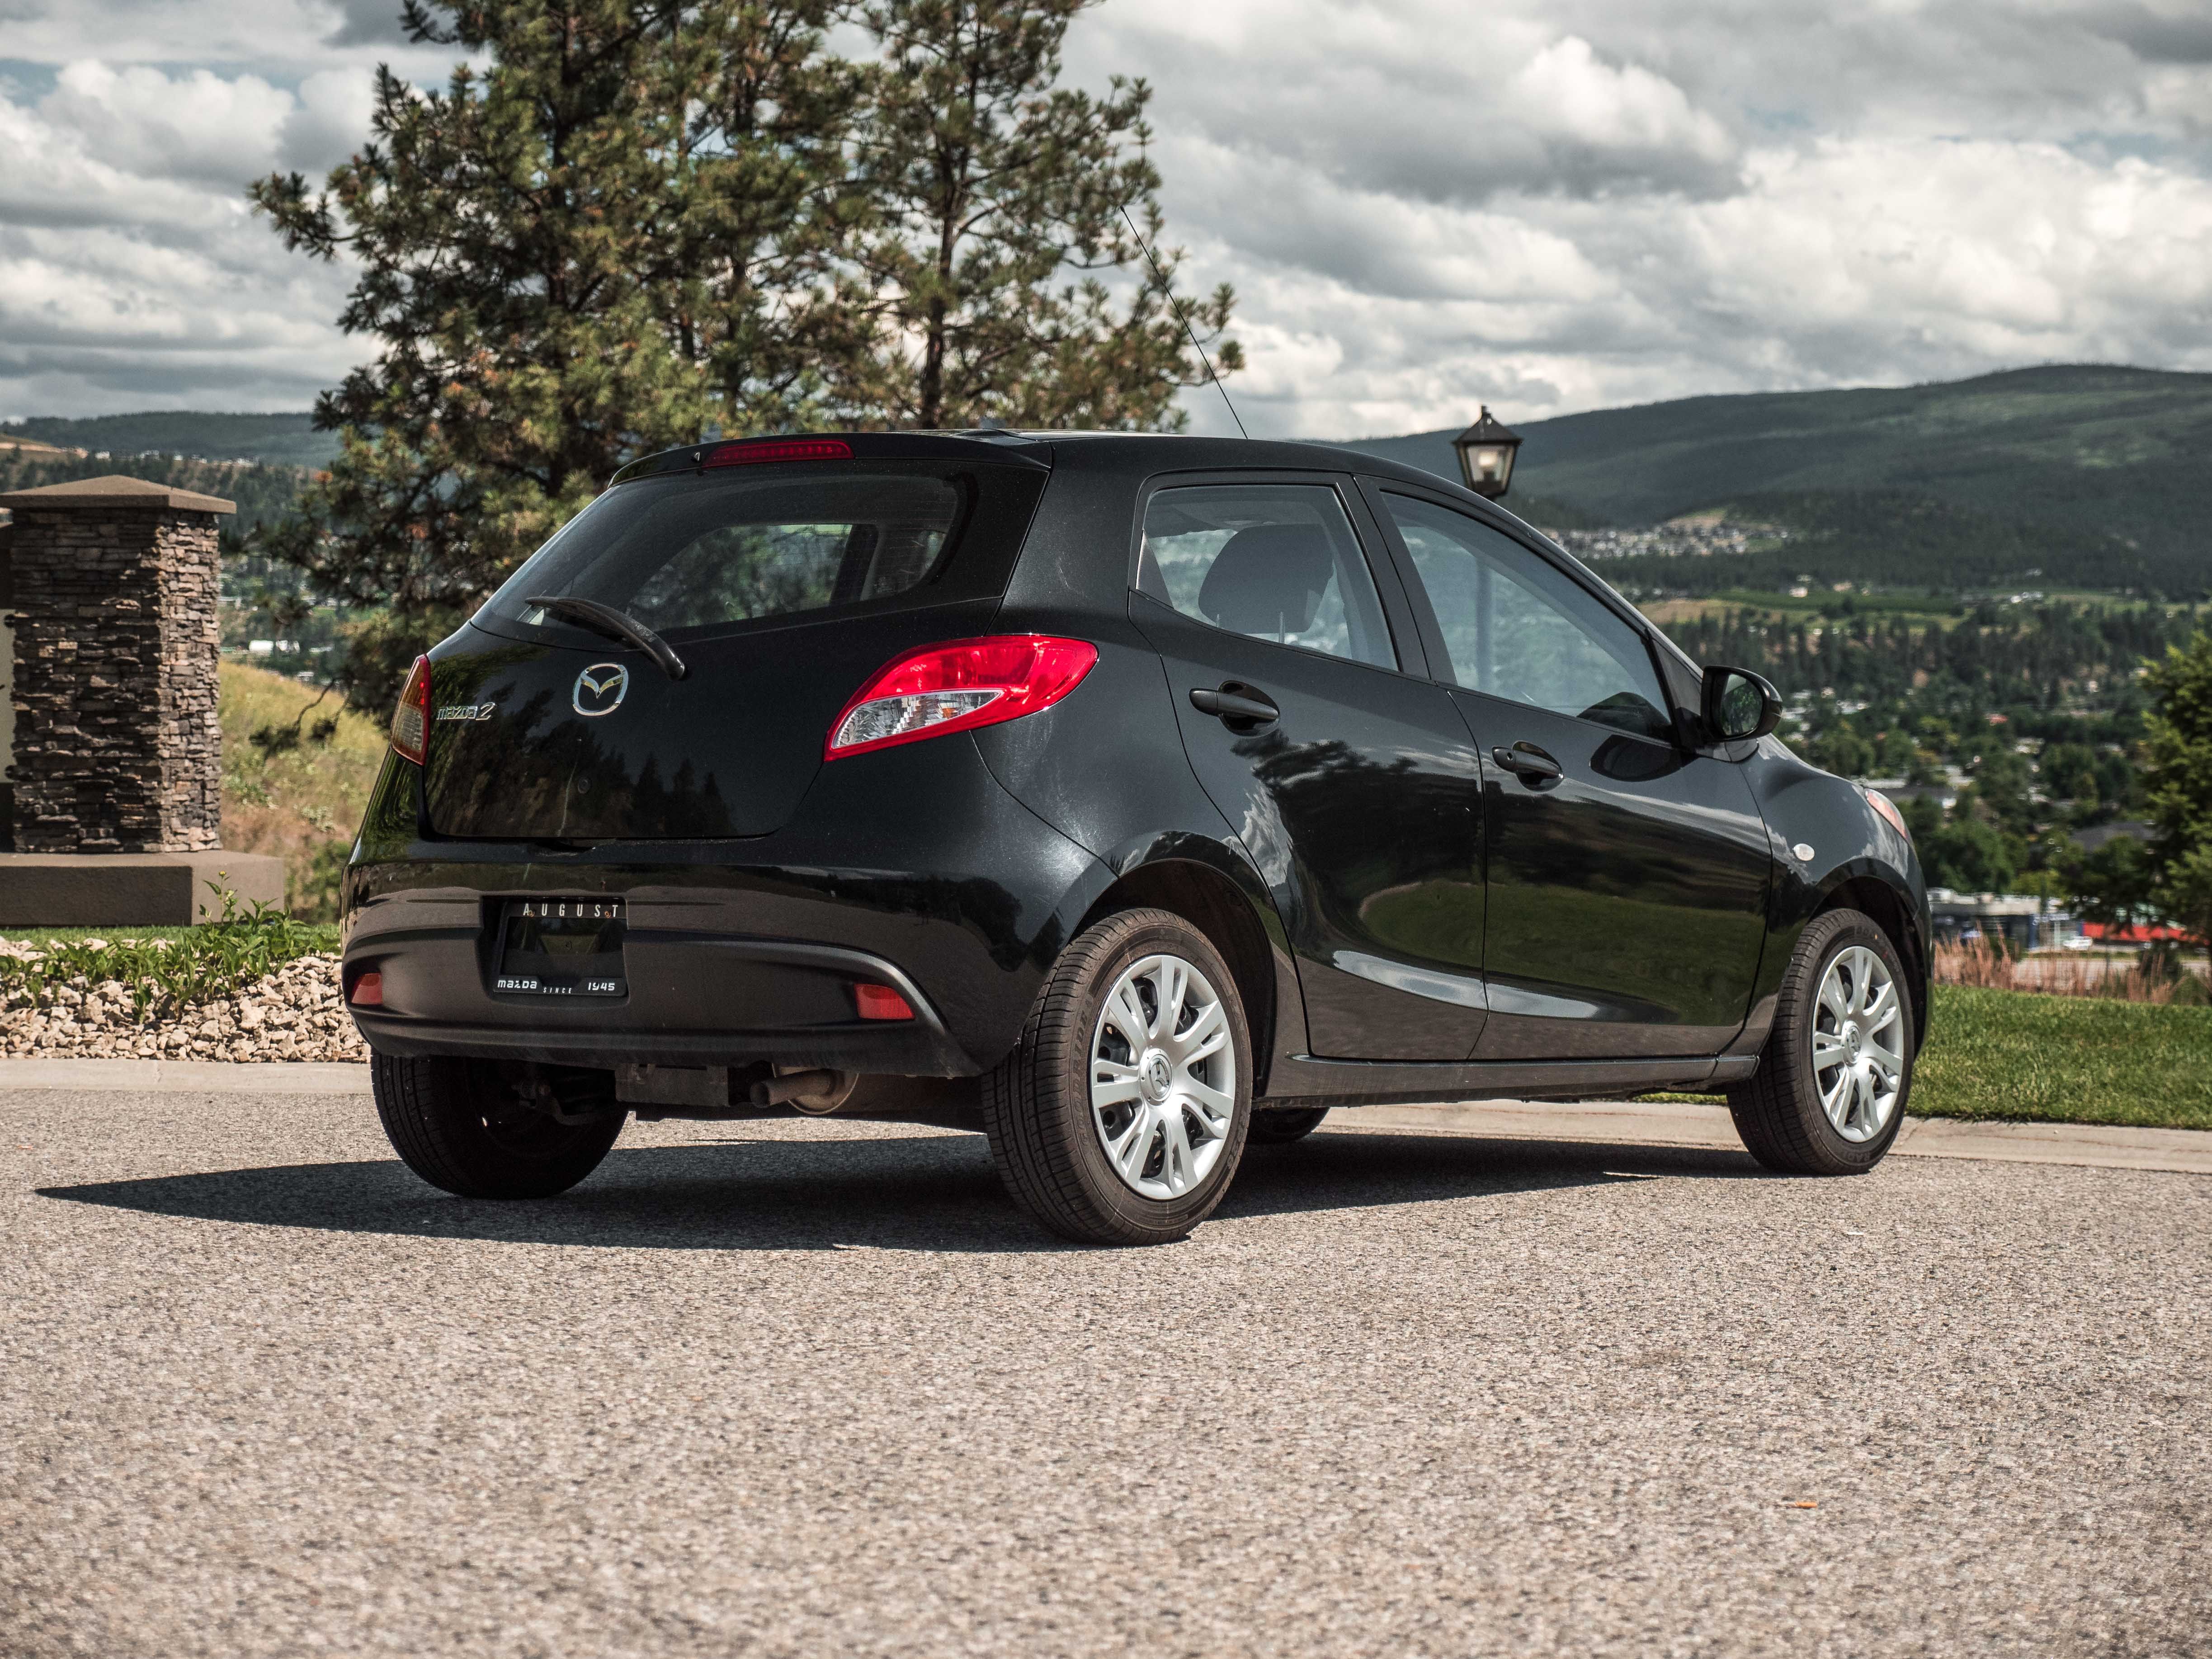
[983,908,1252,1246]
[1728,908,1913,1174]
[372,1054,625,1198]
[1248,1106,1330,1145]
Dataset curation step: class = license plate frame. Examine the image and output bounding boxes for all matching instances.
[493,898,629,998]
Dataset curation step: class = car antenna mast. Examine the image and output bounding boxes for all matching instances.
[1121,206,1249,441]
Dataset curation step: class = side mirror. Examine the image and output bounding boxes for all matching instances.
[1703,665,1782,742]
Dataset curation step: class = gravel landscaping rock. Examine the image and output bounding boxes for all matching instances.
[0,952,365,1063]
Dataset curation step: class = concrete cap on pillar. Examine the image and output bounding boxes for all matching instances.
[0,474,236,515]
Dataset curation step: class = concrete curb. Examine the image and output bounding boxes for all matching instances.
[3,1059,2207,1175]
[1340,1099,2212,1176]
[0,1058,372,1095]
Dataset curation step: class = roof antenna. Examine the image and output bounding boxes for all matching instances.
[1121,205,1249,440]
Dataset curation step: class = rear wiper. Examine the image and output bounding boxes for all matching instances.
[525,595,688,681]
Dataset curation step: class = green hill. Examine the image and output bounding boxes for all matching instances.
[0,411,338,469]
[1597,490,2153,598]
[1341,365,2212,594]
[0,449,309,538]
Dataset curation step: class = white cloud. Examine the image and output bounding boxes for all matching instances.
[0,0,2209,434]
[0,54,363,414]
[1504,36,1736,175]
[41,61,296,188]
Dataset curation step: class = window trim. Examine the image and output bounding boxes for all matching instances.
[1356,475,1685,749]
[1125,468,1433,680]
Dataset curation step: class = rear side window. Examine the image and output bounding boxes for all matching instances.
[1137,483,1396,669]
[482,470,967,637]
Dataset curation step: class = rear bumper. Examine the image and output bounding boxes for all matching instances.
[341,734,1100,1075]
[349,933,977,1074]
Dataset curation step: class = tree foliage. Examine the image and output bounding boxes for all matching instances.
[843,0,1238,429]
[2140,630,2212,947]
[250,0,1236,700]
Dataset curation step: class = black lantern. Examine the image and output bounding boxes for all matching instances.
[1452,406,1522,499]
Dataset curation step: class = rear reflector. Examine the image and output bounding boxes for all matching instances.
[349,971,385,1008]
[390,656,431,766]
[853,982,915,1021]
[826,635,1098,760]
[704,438,854,468]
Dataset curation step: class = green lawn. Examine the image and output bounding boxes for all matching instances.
[1910,985,2212,1131]
[1644,984,2212,1131]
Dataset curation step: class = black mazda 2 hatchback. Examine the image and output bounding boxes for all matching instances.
[343,430,1930,1245]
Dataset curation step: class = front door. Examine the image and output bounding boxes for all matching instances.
[1366,484,1773,1060]
[1130,476,1487,1061]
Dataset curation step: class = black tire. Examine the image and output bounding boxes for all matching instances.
[1728,908,1914,1175]
[982,908,1253,1246]
[1247,1106,1330,1145]
[372,1054,625,1199]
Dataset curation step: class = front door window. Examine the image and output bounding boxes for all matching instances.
[1378,493,1672,742]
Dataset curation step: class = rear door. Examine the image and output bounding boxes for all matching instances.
[1363,483,1772,1060]
[424,454,1046,841]
[1128,474,1488,1061]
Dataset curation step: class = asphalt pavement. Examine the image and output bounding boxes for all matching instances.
[4,1085,2207,1658]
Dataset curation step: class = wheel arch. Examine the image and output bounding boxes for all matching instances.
[1815,873,1928,1052]
[1076,853,1291,1094]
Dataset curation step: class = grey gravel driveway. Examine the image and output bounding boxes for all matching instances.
[4,1086,2207,1658]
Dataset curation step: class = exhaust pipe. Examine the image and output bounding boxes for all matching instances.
[750,1068,857,1114]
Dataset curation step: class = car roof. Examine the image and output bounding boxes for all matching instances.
[616,428,1514,514]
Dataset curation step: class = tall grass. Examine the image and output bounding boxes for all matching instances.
[1932,939,2208,1004]
[218,662,389,919]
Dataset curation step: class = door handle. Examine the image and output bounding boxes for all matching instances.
[1491,743,1563,785]
[1190,683,1279,729]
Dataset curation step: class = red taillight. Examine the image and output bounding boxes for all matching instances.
[854,982,915,1021]
[704,437,854,468]
[349,971,384,1008]
[391,655,431,766]
[825,635,1098,760]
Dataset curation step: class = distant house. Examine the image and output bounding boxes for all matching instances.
[1926,888,2075,949]
[2071,820,2153,853]
[2080,921,2192,945]
[1871,781,1958,813]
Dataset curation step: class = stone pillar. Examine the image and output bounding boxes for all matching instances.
[0,476,231,853]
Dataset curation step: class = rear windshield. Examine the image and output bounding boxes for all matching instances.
[480,468,972,638]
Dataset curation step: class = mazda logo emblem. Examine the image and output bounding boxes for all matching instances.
[572,663,630,717]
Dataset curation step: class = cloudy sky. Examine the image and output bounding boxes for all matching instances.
[2,0,2210,438]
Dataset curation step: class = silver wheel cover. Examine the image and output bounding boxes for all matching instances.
[1811,944,1905,1143]
[1089,952,1237,1200]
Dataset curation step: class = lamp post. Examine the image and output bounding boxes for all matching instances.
[1452,406,1522,499]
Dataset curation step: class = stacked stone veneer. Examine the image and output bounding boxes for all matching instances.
[8,503,224,852]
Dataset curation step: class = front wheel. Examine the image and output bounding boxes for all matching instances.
[1728,908,1914,1174]
[983,908,1252,1245]
[373,1055,624,1198]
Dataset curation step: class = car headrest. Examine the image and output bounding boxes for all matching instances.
[1198,524,1335,636]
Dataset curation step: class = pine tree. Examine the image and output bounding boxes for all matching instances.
[250,0,854,698]
[2141,630,2212,948]
[844,0,1240,431]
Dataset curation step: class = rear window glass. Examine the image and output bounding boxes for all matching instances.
[481,470,966,637]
